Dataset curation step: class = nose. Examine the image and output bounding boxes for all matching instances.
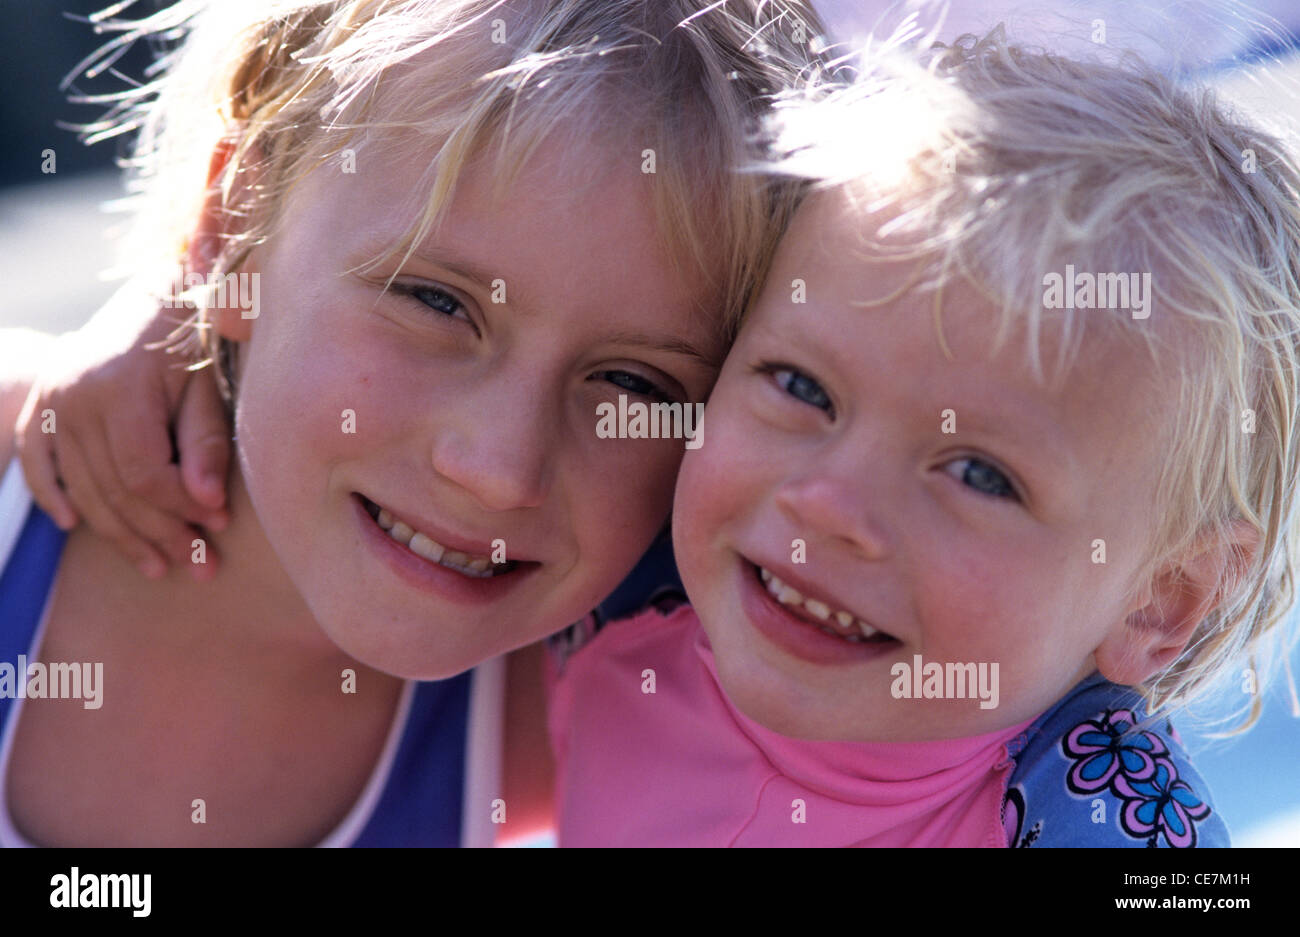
[773,465,891,561]
[429,380,551,512]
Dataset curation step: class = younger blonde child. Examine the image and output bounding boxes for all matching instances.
[0,0,820,846]
[548,28,1300,847]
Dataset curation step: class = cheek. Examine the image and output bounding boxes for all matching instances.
[912,539,1053,662]
[234,320,391,514]
[672,414,758,579]
[564,438,685,592]
[912,536,1110,702]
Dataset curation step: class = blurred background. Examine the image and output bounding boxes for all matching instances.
[2,0,1298,846]
[0,0,157,334]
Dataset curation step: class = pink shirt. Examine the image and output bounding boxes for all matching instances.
[549,604,1034,847]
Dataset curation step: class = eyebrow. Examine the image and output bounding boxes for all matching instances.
[407,248,509,303]
[402,246,720,369]
[597,330,723,370]
[954,405,1078,487]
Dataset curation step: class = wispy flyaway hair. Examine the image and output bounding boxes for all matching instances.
[72,0,830,358]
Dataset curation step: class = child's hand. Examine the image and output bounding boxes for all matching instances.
[14,281,232,580]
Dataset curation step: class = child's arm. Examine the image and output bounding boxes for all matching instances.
[12,280,232,578]
[0,329,58,469]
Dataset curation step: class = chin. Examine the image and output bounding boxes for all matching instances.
[707,645,826,739]
[333,631,476,682]
[308,603,437,679]
[705,633,895,741]
[728,688,853,740]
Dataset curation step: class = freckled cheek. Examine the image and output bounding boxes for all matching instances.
[235,338,393,492]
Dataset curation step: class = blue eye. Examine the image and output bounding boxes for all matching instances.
[944,457,1018,500]
[404,284,467,319]
[767,365,833,415]
[592,370,672,402]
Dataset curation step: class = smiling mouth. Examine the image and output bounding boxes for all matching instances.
[359,495,522,579]
[752,562,897,645]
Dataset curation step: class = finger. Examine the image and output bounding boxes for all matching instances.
[175,367,231,522]
[54,430,167,579]
[14,388,79,529]
[81,420,219,579]
[105,375,203,516]
[96,364,217,529]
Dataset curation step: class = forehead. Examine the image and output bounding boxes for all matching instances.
[747,188,1174,451]
[276,122,727,360]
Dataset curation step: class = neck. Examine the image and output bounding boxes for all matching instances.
[195,467,344,658]
[64,465,371,674]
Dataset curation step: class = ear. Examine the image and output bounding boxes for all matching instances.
[1095,520,1259,686]
[186,135,263,343]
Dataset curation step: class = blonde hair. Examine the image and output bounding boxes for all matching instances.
[764,26,1300,731]
[75,0,829,370]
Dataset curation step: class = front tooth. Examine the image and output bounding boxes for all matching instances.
[803,598,831,620]
[442,549,471,568]
[389,521,415,546]
[776,584,803,606]
[377,509,394,530]
[857,620,879,638]
[409,532,445,562]
[760,567,772,583]
[835,610,854,628]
